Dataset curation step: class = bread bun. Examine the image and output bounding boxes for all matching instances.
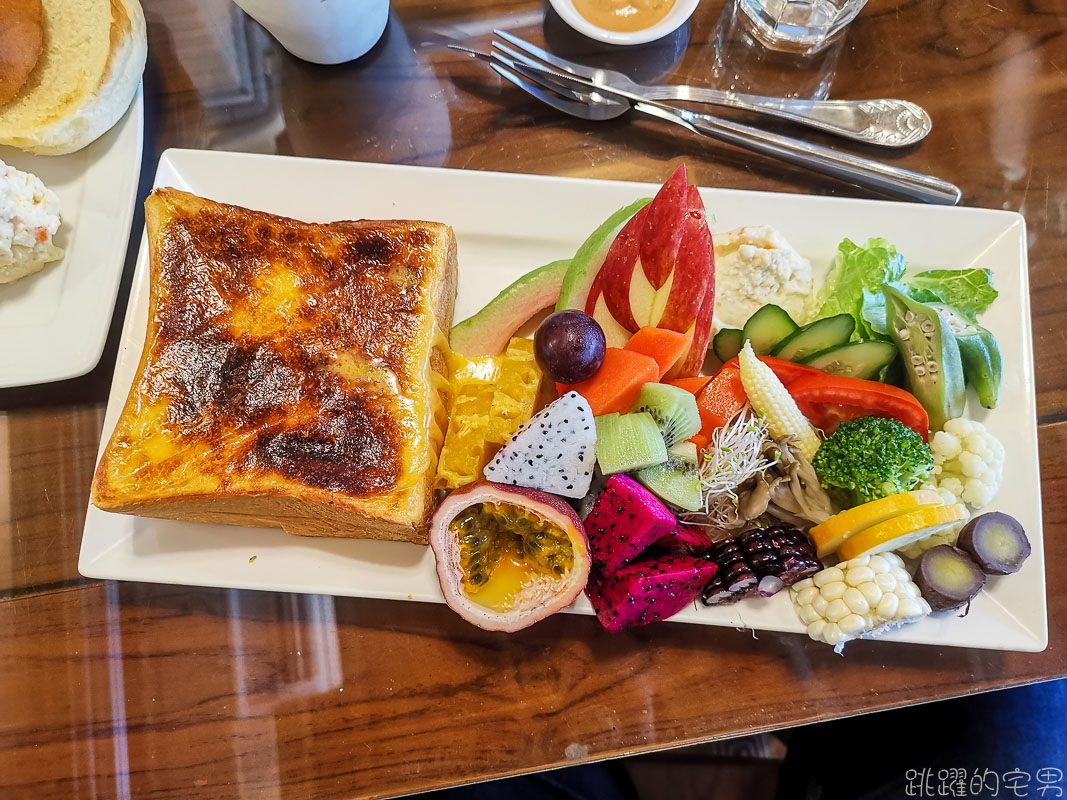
[0,0,44,106]
[0,0,146,155]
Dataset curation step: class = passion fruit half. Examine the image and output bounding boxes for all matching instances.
[429,480,592,632]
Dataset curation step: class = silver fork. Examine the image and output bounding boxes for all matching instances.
[452,46,960,205]
[493,29,932,148]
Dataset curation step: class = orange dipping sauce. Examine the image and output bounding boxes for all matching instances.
[572,0,677,32]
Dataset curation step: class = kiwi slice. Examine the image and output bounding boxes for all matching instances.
[636,458,703,512]
[630,383,701,447]
[595,412,668,475]
[668,440,699,464]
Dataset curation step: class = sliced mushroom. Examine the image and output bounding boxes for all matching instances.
[765,503,811,528]
[788,449,833,523]
[689,432,833,531]
[769,479,802,514]
[739,479,771,520]
[775,439,797,469]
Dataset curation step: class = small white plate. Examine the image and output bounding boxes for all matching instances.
[0,87,143,388]
[548,0,700,45]
[80,150,1045,652]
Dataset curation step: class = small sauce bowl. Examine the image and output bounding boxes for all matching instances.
[547,0,700,45]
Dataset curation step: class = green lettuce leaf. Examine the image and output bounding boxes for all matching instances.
[906,269,998,319]
[814,238,905,340]
[815,239,999,343]
[860,288,888,337]
[901,285,939,304]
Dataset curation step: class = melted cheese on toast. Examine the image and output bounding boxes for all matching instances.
[92,188,457,543]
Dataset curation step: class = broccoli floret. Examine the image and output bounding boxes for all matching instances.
[812,416,934,506]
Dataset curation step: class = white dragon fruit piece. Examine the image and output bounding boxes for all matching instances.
[484,391,596,499]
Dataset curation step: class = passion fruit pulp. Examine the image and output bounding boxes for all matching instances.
[452,502,575,611]
[430,481,592,632]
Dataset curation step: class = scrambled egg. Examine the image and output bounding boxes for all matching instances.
[712,226,813,330]
[0,160,63,285]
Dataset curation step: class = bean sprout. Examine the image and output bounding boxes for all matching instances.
[684,407,771,531]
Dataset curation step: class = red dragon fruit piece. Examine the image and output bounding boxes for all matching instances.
[583,474,677,574]
[656,523,716,556]
[586,554,718,632]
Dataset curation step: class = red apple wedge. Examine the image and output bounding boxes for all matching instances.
[584,165,715,376]
[663,185,715,377]
[655,185,713,332]
[637,166,688,289]
[590,204,646,332]
[670,251,716,378]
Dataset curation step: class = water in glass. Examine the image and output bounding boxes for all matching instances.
[735,0,868,53]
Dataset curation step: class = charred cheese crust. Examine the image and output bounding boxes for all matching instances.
[92,188,457,544]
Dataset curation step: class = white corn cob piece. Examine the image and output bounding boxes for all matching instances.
[789,553,931,651]
[738,341,821,461]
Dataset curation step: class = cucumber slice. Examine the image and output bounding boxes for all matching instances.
[712,328,743,362]
[741,305,799,355]
[772,314,856,362]
[802,341,899,380]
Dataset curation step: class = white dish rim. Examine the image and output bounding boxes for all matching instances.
[547,0,701,45]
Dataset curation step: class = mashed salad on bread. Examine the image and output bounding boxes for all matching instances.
[0,160,63,284]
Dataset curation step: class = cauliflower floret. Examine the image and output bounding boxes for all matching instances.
[962,478,992,508]
[930,430,963,460]
[943,418,977,437]
[957,451,988,479]
[929,418,1003,510]
[925,481,962,506]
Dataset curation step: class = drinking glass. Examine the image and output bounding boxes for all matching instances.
[735,0,868,54]
[707,0,844,101]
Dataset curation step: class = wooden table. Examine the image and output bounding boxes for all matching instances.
[3,1,1066,797]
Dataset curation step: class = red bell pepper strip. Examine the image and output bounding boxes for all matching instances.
[787,374,930,440]
[719,355,825,388]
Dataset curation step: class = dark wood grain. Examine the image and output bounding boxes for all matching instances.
[1,0,1066,797]
[0,408,103,597]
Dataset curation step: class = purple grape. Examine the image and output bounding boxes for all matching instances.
[534,311,606,384]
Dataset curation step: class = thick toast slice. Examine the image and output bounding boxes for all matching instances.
[92,188,457,544]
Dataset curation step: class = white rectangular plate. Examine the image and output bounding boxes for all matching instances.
[80,150,1045,651]
[0,87,144,388]
[0,88,144,388]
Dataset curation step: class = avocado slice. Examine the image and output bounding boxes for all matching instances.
[556,197,652,313]
[450,198,654,357]
[449,259,570,357]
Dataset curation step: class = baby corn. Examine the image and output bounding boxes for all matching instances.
[738,341,821,461]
